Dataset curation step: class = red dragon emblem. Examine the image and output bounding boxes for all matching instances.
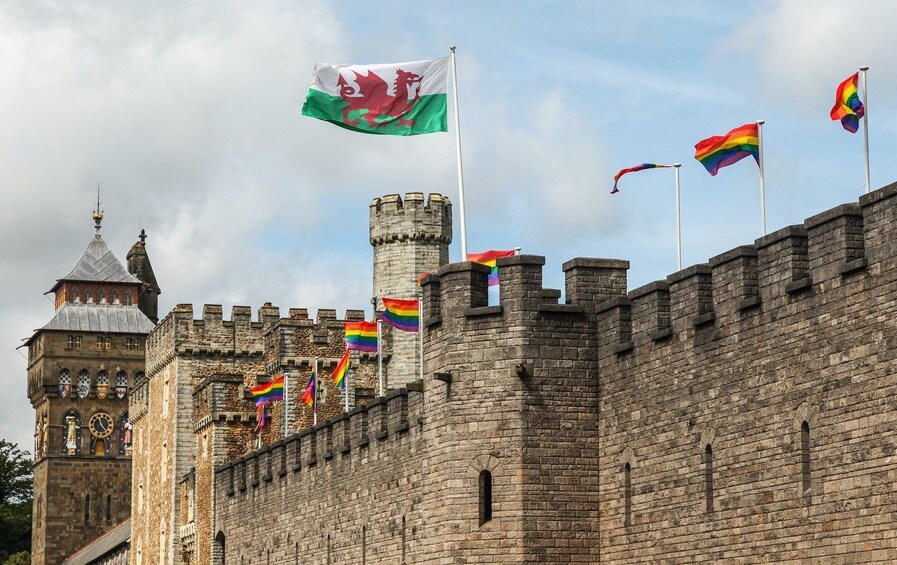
[337,68,423,129]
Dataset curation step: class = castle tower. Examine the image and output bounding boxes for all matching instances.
[370,192,452,388]
[26,210,155,565]
[126,229,161,324]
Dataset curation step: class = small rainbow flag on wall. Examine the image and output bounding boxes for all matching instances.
[611,164,672,194]
[345,321,378,352]
[694,123,759,176]
[301,370,316,408]
[830,72,865,133]
[380,297,420,332]
[250,375,285,404]
[468,249,516,286]
[331,349,350,391]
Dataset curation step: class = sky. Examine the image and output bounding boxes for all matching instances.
[3,0,897,451]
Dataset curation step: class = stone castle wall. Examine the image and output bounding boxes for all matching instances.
[596,184,897,563]
[370,193,452,389]
[206,183,897,563]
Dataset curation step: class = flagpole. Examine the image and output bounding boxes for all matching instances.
[418,297,424,382]
[756,120,767,236]
[673,163,682,271]
[377,319,384,397]
[860,65,871,194]
[344,343,350,414]
[313,358,318,427]
[283,372,289,439]
[450,45,469,261]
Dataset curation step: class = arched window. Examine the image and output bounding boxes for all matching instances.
[96,371,109,399]
[77,370,90,399]
[115,371,128,399]
[125,290,133,306]
[214,532,225,565]
[72,287,80,303]
[624,463,632,527]
[85,288,93,304]
[58,369,72,398]
[135,371,146,386]
[801,421,811,495]
[478,470,493,526]
[112,290,120,305]
[62,410,82,455]
[98,288,106,304]
[704,445,714,512]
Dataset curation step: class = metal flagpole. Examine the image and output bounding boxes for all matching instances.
[450,45,469,261]
[673,163,682,271]
[860,66,871,194]
[343,344,350,414]
[418,297,424,382]
[756,120,767,236]
[377,319,384,397]
[283,373,289,439]
[313,358,318,427]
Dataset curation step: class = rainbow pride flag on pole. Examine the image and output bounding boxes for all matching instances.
[468,249,516,286]
[380,297,420,332]
[331,349,350,391]
[345,321,378,352]
[250,375,285,404]
[610,164,672,194]
[301,370,316,408]
[830,72,865,133]
[694,123,760,176]
[254,404,268,434]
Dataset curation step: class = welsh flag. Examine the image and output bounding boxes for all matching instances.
[301,57,449,136]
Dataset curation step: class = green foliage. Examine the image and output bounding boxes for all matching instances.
[2,551,30,565]
[0,440,32,561]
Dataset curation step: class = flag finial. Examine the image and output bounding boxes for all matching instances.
[92,183,104,235]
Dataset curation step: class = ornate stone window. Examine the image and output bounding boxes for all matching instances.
[116,371,128,399]
[96,371,109,399]
[135,371,146,386]
[61,410,82,455]
[96,336,111,350]
[126,337,141,351]
[58,369,72,398]
[77,370,90,399]
[66,335,82,349]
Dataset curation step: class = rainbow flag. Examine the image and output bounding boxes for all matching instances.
[380,297,420,332]
[830,72,865,133]
[331,349,350,391]
[611,164,672,194]
[250,375,285,404]
[694,123,759,176]
[254,404,268,434]
[345,321,378,352]
[301,370,316,408]
[468,249,516,286]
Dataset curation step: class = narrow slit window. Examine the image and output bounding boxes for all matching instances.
[705,445,714,512]
[402,515,407,564]
[362,525,366,565]
[624,463,632,527]
[84,494,90,525]
[801,421,811,495]
[479,470,493,525]
[106,494,111,522]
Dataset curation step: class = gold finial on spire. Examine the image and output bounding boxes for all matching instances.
[92,183,104,235]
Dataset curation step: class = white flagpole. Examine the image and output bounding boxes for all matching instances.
[377,319,384,397]
[673,163,682,271]
[313,358,318,427]
[343,344,350,414]
[756,120,767,236]
[283,373,289,439]
[418,297,424,382]
[860,66,871,194]
[450,45,469,261]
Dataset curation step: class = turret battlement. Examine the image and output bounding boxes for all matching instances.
[369,192,453,245]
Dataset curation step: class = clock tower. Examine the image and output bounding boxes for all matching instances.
[25,207,159,565]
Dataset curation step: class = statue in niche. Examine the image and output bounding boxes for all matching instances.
[41,416,48,457]
[64,415,80,455]
[34,420,39,460]
[120,414,133,456]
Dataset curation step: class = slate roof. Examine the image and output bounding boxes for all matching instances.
[62,518,130,565]
[41,303,155,335]
[56,235,141,286]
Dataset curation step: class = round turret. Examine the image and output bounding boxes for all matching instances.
[370,192,452,387]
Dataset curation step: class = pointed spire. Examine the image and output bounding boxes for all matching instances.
[92,183,104,236]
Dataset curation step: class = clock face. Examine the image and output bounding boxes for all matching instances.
[89,412,114,438]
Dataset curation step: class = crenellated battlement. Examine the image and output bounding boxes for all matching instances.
[369,192,453,245]
[214,386,422,489]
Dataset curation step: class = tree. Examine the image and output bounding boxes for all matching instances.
[0,440,32,562]
[3,551,30,565]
